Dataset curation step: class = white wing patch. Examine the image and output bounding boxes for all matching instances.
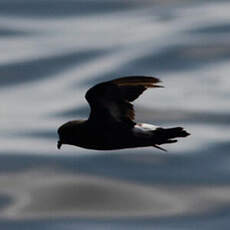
[133,123,159,137]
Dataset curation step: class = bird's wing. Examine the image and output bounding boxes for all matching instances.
[85,76,162,126]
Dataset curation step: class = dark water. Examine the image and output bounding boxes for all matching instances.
[1,0,230,229]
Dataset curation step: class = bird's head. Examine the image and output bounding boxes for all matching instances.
[57,120,84,149]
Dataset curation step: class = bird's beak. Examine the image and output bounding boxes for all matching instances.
[57,140,62,149]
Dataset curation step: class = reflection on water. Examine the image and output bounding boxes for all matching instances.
[1,0,230,229]
[2,171,230,219]
[0,49,106,87]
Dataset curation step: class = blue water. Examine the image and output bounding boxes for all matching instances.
[1,0,230,229]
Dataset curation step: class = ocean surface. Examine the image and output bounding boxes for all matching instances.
[1,0,230,229]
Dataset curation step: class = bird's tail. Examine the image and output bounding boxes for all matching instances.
[152,127,190,151]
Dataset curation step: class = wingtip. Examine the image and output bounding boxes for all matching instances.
[112,76,162,85]
[154,85,164,88]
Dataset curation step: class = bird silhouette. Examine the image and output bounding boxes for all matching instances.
[57,76,190,151]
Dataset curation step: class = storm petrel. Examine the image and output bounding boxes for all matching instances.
[57,76,190,151]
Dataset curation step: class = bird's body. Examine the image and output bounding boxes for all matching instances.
[58,120,157,150]
[57,76,190,151]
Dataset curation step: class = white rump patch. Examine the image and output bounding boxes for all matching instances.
[133,123,159,137]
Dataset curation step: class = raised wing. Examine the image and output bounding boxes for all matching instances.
[85,76,162,126]
[111,76,162,102]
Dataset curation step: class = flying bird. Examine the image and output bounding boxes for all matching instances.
[57,76,190,151]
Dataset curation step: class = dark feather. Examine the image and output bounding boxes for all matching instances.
[85,76,162,126]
